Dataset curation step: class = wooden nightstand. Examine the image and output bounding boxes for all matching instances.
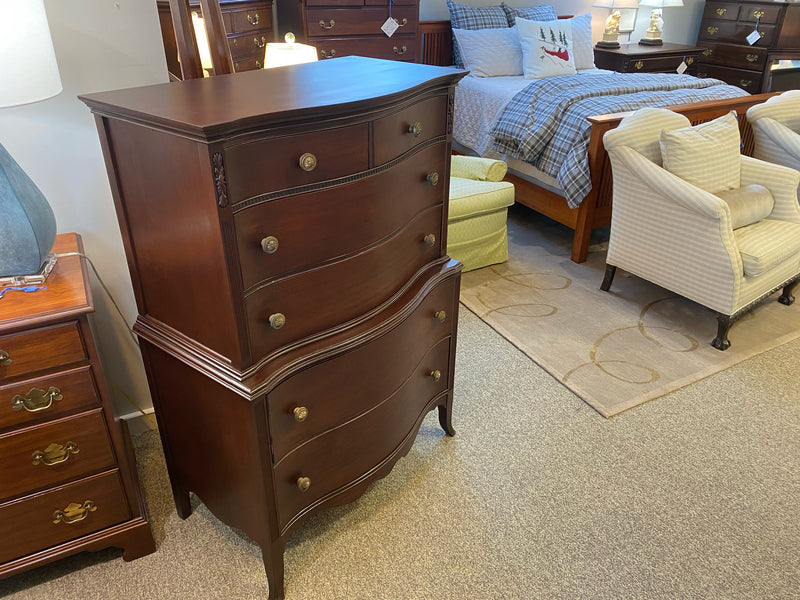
[0,233,154,578]
[594,42,704,74]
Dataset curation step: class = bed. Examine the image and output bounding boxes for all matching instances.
[419,19,777,263]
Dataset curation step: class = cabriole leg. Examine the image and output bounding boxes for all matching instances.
[778,280,798,306]
[712,313,733,351]
[261,540,286,600]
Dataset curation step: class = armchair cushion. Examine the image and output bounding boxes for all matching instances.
[734,219,800,277]
[450,155,508,181]
[715,184,774,230]
[659,111,741,194]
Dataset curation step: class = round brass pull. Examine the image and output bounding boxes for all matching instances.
[0,350,11,366]
[423,233,436,247]
[297,476,311,492]
[299,152,317,172]
[12,386,62,412]
[293,406,309,422]
[426,172,439,186]
[392,45,408,55]
[261,236,279,254]
[394,17,408,27]
[434,310,447,323]
[53,500,96,525]
[33,441,79,466]
[269,313,286,329]
[319,19,335,30]
[408,122,422,137]
[320,49,336,59]
[429,370,442,382]
[746,53,758,63]
[247,13,259,25]
[254,36,266,48]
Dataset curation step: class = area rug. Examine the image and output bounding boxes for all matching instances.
[458,206,800,417]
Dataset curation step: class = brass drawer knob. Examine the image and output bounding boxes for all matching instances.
[429,369,442,382]
[319,19,335,30]
[293,406,309,422]
[247,13,259,25]
[320,49,336,59]
[32,441,79,466]
[261,236,279,254]
[12,386,62,412]
[423,233,436,247]
[408,122,422,137]
[297,476,311,492]
[393,45,408,56]
[299,152,317,172]
[269,313,286,329]
[53,500,96,525]
[426,171,439,186]
[0,350,11,366]
[434,310,446,323]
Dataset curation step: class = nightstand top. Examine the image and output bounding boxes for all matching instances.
[598,43,704,57]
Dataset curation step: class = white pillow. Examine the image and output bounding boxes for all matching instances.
[659,112,742,195]
[452,26,523,77]
[567,13,595,70]
[516,17,577,79]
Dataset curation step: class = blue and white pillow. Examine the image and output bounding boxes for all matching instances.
[446,0,510,68]
[501,3,558,27]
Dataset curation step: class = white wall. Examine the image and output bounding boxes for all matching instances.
[0,1,168,418]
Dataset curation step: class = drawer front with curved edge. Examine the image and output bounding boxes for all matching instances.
[373,95,449,166]
[315,34,418,61]
[235,142,448,290]
[0,366,100,432]
[306,7,418,38]
[224,124,370,203]
[0,469,131,564]
[273,336,451,530]
[245,205,442,361]
[268,274,457,462]
[0,409,116,501]
[0,323,86,383]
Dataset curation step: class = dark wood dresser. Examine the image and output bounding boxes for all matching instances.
[277,0,420,62]
[696,0,800,93]
[81,57,465,599]
[158,0,275,76]
[593,42,702,74]
[0,233,154,578]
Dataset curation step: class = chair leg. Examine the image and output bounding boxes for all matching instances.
[712,313,732,351]
[600,264,616,291]
[778,280,798,306]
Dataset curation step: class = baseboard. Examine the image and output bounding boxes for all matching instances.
[120,408,158,436]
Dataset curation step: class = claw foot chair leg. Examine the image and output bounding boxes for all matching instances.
[600,264,617,291]
[778,280,798,306]
[712,313,733,351]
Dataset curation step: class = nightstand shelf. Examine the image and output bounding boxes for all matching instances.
[594,42,703,74]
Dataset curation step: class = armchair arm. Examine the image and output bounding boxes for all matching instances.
[753,118,800,160]
[450,155,507,182]
[739,155,800,224]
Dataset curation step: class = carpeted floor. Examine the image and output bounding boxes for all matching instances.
[2,305,799,600]
[460,205,800,417]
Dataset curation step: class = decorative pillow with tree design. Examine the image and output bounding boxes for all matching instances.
[516,17,576,79]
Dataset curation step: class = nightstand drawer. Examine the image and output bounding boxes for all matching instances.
[235,142,448,289]
[224,124,370,203]
[0,409,116,501]
[267,275,457,462]
[0,323,86,382]
[273,337,451,530]
[0,366,100,431]
[0,469,130,564]
[373,95,448,165]
[626,55,695,73]
[697,41,766,69]
[245,204,443,359]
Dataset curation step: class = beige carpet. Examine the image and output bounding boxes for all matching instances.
[459,205,800,417]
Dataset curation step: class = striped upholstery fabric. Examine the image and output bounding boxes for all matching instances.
[603,107,689,166]
[450,154,508,181]
[746,91,800,196]
[604,108,800,317]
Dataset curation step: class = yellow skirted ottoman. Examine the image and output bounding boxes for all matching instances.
[447,155,515,272]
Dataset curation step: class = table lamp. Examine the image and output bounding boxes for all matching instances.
[0,0,61,283]
[593,0,640,49]
[638,0,684,46]
[191,11,215,76]
[264,33,319,69]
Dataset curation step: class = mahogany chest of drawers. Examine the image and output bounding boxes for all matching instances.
[158,0,275,76]
[696,0,800,93]
[81,57,465,599]
[277,0,420,62]
[0,234,154,578]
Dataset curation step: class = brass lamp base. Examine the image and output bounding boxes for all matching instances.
[0,254,57,287]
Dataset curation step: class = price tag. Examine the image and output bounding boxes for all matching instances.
[381,17,399,37]
[676,60,688,74]
[746,29,761,45]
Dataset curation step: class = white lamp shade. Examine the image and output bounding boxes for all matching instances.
[593,0,639,9]
[638,0,683,7]
[191,12,214,72]
[0,0,62,108]
[263,43,319,69]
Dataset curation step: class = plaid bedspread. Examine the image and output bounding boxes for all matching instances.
[490,73,747,208]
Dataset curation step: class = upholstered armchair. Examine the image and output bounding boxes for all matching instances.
[746,90,800,195]
[602,108,800,350]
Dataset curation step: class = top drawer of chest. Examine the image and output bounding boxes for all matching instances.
[702,2,781,23]
[0,323,87,383]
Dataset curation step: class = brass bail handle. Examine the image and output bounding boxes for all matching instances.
[0,350,11,366]
[12,386,63,412]
[53,500,96,525]
[32,441,80,466]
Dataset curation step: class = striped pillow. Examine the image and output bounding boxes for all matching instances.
[446,0,510,68]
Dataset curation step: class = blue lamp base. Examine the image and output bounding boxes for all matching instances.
[0,141,57,280]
